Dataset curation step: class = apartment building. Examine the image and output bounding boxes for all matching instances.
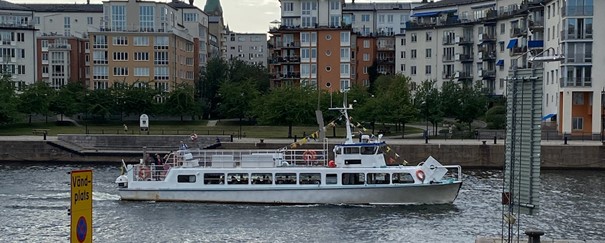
[226,32,268,67]
[269,0,353,91]
[21,3,103,89]
[0,1,36,89]
[168,0,209,76]
[544,0,601,137]
[87,0,202,92]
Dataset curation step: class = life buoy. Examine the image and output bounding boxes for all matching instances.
[190,133,198,141]
[302,150,317,161]
[139,166,151,180]
[328,160,337,168]
[416,170,425,182]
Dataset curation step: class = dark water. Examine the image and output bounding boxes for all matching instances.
[0,163,604,243]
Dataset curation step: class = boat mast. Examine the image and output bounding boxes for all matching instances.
[330,93,354,144]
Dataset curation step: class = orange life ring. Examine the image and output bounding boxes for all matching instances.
[190,133,198,141]
[328,160,337,168]
[416,170,425,182]
[302,150,317,161]
[139,166,151,180]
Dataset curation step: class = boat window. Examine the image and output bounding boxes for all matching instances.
[203,173,224,184]
[344,159,362,165]
[342,173,365,185]
[344,147,360,154]
[325,174,337,185]
[367,173,390,184]
[275,173,296,185]
[335,147,342,155]
[227,173,249,185]
[392,173,415,184]
[300,173,321,185]
[251,173,273,185]
[361,146,376,155]
[177,175,196,183]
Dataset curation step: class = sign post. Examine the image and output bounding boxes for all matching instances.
[70,170,93,243]
[140,114,149,135]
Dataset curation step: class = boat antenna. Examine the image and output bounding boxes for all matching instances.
[329,92,354,144]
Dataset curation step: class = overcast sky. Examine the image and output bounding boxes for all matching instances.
[21,0,414,33]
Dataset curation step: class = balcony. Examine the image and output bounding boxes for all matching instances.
[560,30,593,41]
[0,21,35,30]
[377,44,395,51]
[442,71,455,80]
[560,77,592,87]
[272,72,301,80]
[528,19,544,30]
[48,43,71,50]
[510,46,527,56]
[377,58,395,64]
[456,54,473,62]
[510,27,527,38]
[456,36,473,45]
[456,71,473,79]
[269,24,352,33]
[479,33,496,42]
[479,69,496,79]
[442,55,455,62]
[442,37,455,45]
[564,54,592,63]
[479,51,497,60]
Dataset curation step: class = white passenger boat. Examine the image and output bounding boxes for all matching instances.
[115,101,463,205]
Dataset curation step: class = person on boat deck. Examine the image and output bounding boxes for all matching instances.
[179,141,189,150]
[153,154,163,179]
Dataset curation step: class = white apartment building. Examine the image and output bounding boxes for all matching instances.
[167,1,209,70]
[343,2,420,36]
[226,32,268,67]
[0,1,36,89]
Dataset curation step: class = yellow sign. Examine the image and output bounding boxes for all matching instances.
[70,170,93,243]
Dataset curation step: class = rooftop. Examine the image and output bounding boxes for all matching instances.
[414,0,493,10]
[18,3,102,12]
[343,2,413,11]
[0,0,31,11]
[167,0,199,10]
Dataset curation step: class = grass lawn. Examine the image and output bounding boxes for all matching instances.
[0,120,423,138]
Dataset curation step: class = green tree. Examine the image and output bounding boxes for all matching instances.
[485,105,506,129]
[115,81,158,119]
[49,83,84,121]
[385,75,417,138]
[17,82,53,124]
[0,75,19,125]
[252,86,315,138]
[85,88,115,120]
[456,82,488,131]
[227,59,270,93]
[165,83,200,121]
[414,80,444,136]
[198,57,229,118]
[217,79,260,122]
[440,81,462,118]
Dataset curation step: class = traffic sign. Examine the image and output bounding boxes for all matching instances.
[70,170,92,243]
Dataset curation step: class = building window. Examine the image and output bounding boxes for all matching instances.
[572,93,584,105]
[572,117,583,130]
[361,14,370,22]
[340,79,350,91]
[400,64,405,72]
[93,50,108,64]
[363,53,369,61]
[340,63,350,77]
[134,52,149,61]
[93,35,107,49]
[283,2,294,11]
[87,17,93,25]
[363,40,370,48]
[111,5,126,31]
[64,17,70,36]
[410,33,417,42]
[42,53,48,61]
[112,51,128,61]
[411,66,416,75]
[154,36,169,49]
[113,36,128,46]
[411,49,417,59]
[500,23,505,34]
[340,48,350,61]
[363,66,368,74]
[340,32,350,45]
[140,6,155,31]
[134,36,149,46]
[426,32,432,41]
[425,48,431,58]
[154,51,169,65]
[183,13,198,22]
[425,65,431,74]
[154,66,169,80]
[113,67,128,76]
[134,67,149,76]
[93,66,108,80]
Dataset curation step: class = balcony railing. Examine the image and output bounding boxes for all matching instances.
[479,69,496,78]
[510,27,526,38]
[443,55,455,62]
[560,77,592,87]
[457,54,473,62]
[442,71,455,80]
[528,19,544,29]
[457,71,473,79]
[48,43,71,50]
[456,36,473,45]
[560,30,593,41]
[480,51,497,60]
[510,46,528,56]
[479,33,496,42]
[377,58,395,64]
[564,54,592,63]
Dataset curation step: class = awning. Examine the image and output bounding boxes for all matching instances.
[542,113,556,121]
[528,40,544,48]
[411,11,441,17]
[507,39,518,49]
[496,59,504,66]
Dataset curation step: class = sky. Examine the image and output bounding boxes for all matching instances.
[20,0,411,33]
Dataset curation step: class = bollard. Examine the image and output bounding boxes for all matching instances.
[294,135,297,142]
[43,131,47,141]
[230,134,233,142]
[494,136,497,144]
[525,229,544,243]
[425,137,428,144]
[564,136,568,145]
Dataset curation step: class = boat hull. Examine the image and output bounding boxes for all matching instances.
[118,182,462,205]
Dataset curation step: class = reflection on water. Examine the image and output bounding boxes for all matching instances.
[0,163,603,242]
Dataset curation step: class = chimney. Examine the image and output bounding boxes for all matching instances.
[189,0,194,5]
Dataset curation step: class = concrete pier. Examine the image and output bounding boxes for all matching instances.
[475,237,603,243]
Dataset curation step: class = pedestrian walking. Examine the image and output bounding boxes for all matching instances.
[123,124,128,134]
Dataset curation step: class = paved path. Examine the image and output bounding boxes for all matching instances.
[206,120,218,127]
[0,135,601,146]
